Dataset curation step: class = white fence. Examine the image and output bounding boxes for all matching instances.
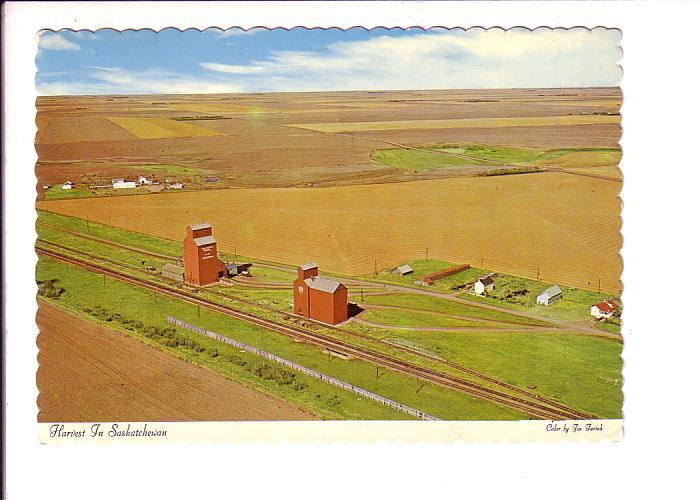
[167,316,440,421]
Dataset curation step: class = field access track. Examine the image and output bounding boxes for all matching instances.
[37,246,596,421]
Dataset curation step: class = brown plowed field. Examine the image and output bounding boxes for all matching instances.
[37,170,622,294]
[35,88,621,188]
[36,302,315,422]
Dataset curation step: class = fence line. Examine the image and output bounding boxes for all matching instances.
[167,316,441,421]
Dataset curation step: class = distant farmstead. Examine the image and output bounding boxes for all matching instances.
[536,285,563,305]
[591,300,620,319]
[61,181,73,190]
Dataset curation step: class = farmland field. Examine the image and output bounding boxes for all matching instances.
[37,302,316,422]
[38,170,622,294]
[290,114,620,133]
[35,88,621,189]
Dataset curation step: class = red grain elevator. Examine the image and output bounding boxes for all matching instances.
[183,223,228,286]
[293,262,348,325]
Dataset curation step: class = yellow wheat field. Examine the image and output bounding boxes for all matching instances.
[37,172,622,294]
[290,115,622,133]
[106,116,223,139]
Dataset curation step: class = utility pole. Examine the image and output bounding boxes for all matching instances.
[481,257,484,269]
[103,274,106,286]
[197,306,200,318]
[374,259,377,276]
[537,267,540,280]
[360,289,364,301]
[598,278,601,294]
[425,247,429,261]
[86,219,90,233]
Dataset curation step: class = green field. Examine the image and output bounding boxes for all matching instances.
[371,145,622,172]
[37,257,527,420]
[361,309,491,329]
[42,185,95,200]
[359,293,550,327]
[118,163,201,176]
[346,321,623,418]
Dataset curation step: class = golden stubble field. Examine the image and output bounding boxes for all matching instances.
[38,170,622,294]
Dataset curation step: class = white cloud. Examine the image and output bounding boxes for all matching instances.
[37,67,244,96]
[38,32,81,51]
[201,28,622,92]
[38,28,622,95]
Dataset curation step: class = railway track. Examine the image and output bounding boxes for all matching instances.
[36,236,594,418]
[37,246,595,420]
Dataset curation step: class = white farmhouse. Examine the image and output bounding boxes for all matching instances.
[61,181,73,190]
[474,274,495,296]
[536,285,563,306]
[137,175,152,185]
[591,301,619,319]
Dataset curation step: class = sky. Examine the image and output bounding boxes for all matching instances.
[36,27,622,95]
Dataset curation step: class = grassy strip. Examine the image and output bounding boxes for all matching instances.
[362,309,491,329]
[359,293,550,327]
[344,322,623,418]
[37,257,527,421]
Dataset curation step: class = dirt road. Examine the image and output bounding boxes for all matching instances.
[36,302,316,422]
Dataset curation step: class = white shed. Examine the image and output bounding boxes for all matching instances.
[61,181,73,190]
[536,285,563,306]
[392,264,414,276]
[112,179,137,189]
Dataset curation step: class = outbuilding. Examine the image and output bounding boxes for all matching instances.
[61,181,73,190]
[536,285,563,306]
[112,178,137,189]
[392,264,414,276]
[161,263,185,282]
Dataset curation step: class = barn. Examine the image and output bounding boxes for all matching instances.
[293,262,348,325]
[392,264,414,276]
[183,223,228,286]
[536,285,563,305]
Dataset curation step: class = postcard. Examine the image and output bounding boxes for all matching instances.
[34,26,623,443]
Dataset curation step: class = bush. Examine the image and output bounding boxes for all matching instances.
[37,279,65,299]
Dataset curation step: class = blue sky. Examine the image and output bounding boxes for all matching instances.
[36,27,622,95]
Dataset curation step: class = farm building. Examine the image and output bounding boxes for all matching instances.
[226,262,253,276]
[422,263,471,284]
[183,223,228,286]
[591,300,620,319]
[161,263,185,282]
[392,264,414,276]
[536,285,563,305]
[293,262,348,325]
[474,274,496,296]
[168,182,184,190]
[137,176,153,185]
[61,181,73,190]
[112,178,137,189]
